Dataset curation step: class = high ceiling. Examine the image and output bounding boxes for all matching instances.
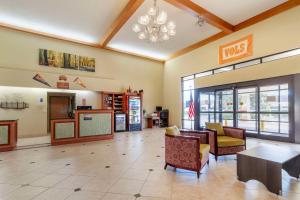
[0,0,298,62]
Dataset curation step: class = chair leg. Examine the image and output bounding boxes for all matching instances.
[215,155,218,161]
[207,159,209,165]
[164,163,168,170]
[197,171,200,179]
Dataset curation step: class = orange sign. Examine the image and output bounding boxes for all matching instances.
[219,35,253,64]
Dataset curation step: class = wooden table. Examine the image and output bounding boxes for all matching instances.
[237,145,300,195]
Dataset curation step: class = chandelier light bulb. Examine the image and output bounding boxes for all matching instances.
[138,32,146,40]
[168,29,176,36]
[150,35,158,42]
[162,34,169,41]
[167,21,176,30]
[132,0,176,43]
[156,11,168,25]
[148,7,157,16]
[132,24,141,33]
[161,25,168,33]
[138,15,150,25]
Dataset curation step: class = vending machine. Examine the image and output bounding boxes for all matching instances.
[127,95,142,131]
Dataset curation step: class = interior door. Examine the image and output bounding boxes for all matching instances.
[49,96,70,119]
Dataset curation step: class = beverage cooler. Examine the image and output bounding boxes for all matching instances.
[115,113,126,132]
[128,96,142,131]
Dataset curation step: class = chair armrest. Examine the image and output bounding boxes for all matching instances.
[165,135,200,170]
[223,126,246,140]
[205,129,217,153]
[180,130,209,144]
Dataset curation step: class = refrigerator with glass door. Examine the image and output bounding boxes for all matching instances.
[128,96,142,131]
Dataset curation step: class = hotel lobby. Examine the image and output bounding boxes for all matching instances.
[0,0,300,199]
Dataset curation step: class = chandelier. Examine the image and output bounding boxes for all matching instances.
[132,0,176,43]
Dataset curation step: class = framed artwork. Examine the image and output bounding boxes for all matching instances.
[39,49,95,72]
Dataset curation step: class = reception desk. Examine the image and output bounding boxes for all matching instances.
[0,120,18,152]
[51,110,114,145]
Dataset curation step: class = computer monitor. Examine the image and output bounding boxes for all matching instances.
[156,106,162,112]
[77,106,92,110]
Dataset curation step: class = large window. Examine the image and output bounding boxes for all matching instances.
[182,76,194,129]
[259,84,289,136]
[196,76,293,141]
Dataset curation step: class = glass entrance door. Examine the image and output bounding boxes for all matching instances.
[216,89,234,127]
[196,79,292,142]
[236,87,258,134]
[199,91,215,128]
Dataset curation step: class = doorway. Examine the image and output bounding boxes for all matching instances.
[47,93,75,132]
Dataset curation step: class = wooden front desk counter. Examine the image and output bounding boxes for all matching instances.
[51,110,114,145]
[0,120,17,152]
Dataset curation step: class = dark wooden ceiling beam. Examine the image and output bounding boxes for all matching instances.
[164,0,234,33]
[100,0,145,47]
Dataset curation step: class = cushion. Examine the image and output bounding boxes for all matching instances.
[165,126,180,136]
[217,136,245,147]
[206,123,225,136]
[199,144,210,159]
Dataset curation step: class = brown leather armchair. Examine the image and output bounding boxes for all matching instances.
[206,126,246,161]
[164,130,210,178]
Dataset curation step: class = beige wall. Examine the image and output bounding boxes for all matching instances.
[0,27,163,137]
[163,6,300,127]
[0,86,99,138]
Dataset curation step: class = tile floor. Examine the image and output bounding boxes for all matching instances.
[0,128,300,200]
[17,136,50,148]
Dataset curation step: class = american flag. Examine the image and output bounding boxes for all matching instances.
[188,91,194,119]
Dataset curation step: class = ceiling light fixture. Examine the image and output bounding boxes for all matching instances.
[196,16,205,27]
[132,0,176,43]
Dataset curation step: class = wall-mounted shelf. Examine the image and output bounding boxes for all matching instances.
[0,102,29,109]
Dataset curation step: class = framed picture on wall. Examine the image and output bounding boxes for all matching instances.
[39,49,95,72]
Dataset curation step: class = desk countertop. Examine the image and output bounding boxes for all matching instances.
[0,119,18,122]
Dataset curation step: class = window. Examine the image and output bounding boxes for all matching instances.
[182,90,194,120]
[183,79,194,91]
[195,71,213,78]
[259,84,289,136]
[181,76,195,129]
[214,66,233,74]
[262,48,300,63]
[235,59,261,69]
[196,78,292,140]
